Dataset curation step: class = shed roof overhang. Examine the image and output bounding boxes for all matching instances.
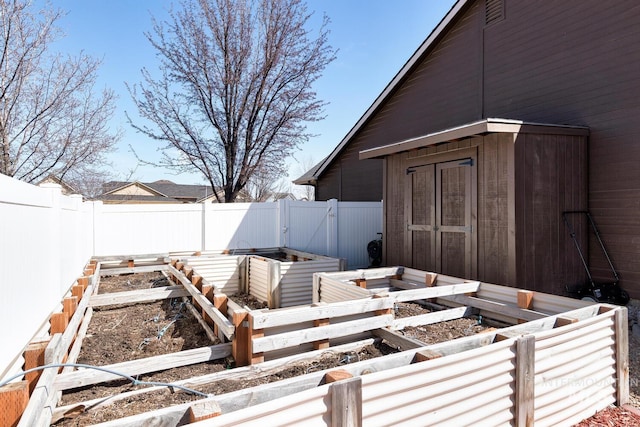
[359,118,590,160]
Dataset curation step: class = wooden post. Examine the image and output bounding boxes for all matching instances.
[191,275,203,311]
[77,276,89,290]
[250,326,265,365]
[127,259,135,268]
[176,261,185,272]
[184,267,194,281]
[0,381,29,427]
[50,312,68,335]
[169,259,178,283]
[23,341,47,394]
[517,290,534,310]
[554,317,578,327]
[373,293,391,316]
[413,349,443,363]
[191,274,203,289]
[331,376,362,427]
[232,310,249,367]
[213,294,228,338]
[201,284,214,326]
[84,263,95,275]
[324,369,353,384]
[188,400,221,422]
[355,278,367,289]
[63,297,78,322]
[615,308,629,405]
[515,334,535,427]
[425,272,438,286]
[517,290,534,324]
[71,285,84,301]
[313,318,330,350]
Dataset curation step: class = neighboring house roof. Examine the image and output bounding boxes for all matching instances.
[295,0,467,185]
[97,194,184,203]
[292,157,328,186]
[271,192,297,201]
[97,180,216,203]
[36,174,79,196]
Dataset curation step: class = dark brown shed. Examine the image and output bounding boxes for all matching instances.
[360,118,589,294]
[299,0,640,298]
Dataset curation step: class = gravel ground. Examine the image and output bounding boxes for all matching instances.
[627,300,640,408]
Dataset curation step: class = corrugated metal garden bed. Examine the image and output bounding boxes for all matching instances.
[177,247,345,308]
[8,260,629,426]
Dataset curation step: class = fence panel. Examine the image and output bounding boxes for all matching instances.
[336,201,383,269]
[0,176,92,379]
[96,199,382,269]
[0,180,381,380]
[204,202,279,250]
[94,203,203,255]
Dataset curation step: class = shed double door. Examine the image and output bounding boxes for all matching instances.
[405,157,476,278]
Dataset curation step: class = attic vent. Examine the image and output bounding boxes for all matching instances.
[485,0,504,25]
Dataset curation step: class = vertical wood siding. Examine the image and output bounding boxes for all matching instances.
[514,134,588,293]
[477,133,513,284]
[382,132,586,293]
[482,0,640,296]
[318,1,483,202]
[321,0,640,297]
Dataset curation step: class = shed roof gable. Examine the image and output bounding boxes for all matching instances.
[297,0,469,185]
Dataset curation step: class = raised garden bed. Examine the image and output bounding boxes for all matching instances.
[177,247,345,308]
[4,259,631,427]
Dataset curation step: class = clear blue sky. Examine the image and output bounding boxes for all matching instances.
[52,0,457,185]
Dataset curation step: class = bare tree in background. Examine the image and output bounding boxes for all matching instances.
[128,0,336,203]
[244,164,291,202]
[293,155,316,200]
[0,0,120,186]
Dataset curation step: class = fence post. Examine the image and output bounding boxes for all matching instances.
[91,201,103,257]
[277,199,289,248]
[201,201,208,252]
[41,184,63,296]
[326,199,338,258]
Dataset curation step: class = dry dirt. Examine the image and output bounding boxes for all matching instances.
[53,271,640,426]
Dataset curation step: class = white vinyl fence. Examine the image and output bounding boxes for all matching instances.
[94,199,382,269]
[0,174,382,378]
[0,175,92,378]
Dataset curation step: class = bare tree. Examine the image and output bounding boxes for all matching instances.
[128,0,336,203]
[244,164,291,202]
[0,0,120,185]
[292,154,316,200]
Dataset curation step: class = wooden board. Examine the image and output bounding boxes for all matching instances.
[252,315,394,353]
[90,286,190,307]
[54,343,232,390]
[439,294,548,322]
[391,306,473,330]
[251,298,393,329]
[53,339,378,419]
[168,265,235,338]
